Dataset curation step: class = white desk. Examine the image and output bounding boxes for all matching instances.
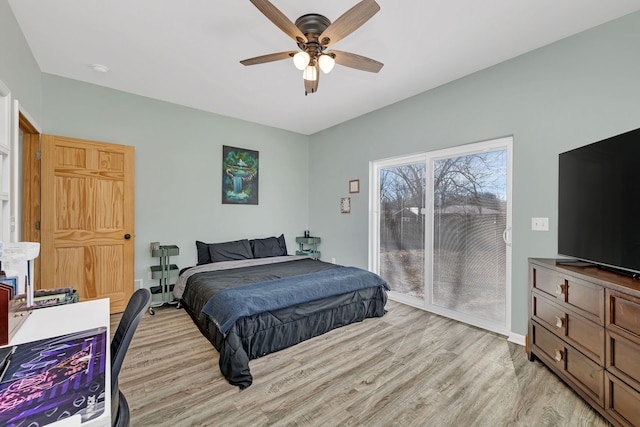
[3,299,111,427]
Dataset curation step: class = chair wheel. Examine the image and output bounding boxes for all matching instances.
[149,307,155,315]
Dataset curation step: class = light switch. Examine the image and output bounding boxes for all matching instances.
[532,217,549,231]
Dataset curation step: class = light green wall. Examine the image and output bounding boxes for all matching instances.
[308,11,640,335]
[41,75,310,282]
[0,0,42,122]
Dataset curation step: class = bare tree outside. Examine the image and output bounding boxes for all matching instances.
[432,151,507,323]
[379,163,426,298]
[378,150,507,323]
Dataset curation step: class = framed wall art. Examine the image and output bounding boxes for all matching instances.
[349,179,360,193]
[340,197,351,213]
[222,146,259,205]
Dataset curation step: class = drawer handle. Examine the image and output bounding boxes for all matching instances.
[555,316,564,328]
[554,349,564,362]
[555,283,566,295]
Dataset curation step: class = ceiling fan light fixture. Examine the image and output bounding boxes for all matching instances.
[302,65,317,81]
[293,51,310,70]
[240,0,383,95]
[318,54,335,74]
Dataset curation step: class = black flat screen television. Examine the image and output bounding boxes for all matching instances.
[558,127,640,276]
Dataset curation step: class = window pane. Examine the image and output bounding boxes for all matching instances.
[379,164,425,299]
[432,150,507,323]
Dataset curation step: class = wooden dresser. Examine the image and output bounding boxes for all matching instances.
[528,258,640,427]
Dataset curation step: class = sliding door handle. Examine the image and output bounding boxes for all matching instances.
[502,227,512,246]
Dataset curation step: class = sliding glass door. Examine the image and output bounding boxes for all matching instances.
[371,137,512,334]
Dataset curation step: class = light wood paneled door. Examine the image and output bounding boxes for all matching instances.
[21,120,41,289]
[41,135,134,313]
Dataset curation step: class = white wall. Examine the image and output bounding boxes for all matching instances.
[307,11,640,335]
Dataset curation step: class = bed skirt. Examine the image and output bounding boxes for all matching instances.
[183,285,387,389]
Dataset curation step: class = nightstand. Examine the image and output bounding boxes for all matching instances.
[295,237,321,260]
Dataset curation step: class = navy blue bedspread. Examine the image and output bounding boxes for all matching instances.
[201,266,390,335]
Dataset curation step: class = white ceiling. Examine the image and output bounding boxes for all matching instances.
[8,1,640,135]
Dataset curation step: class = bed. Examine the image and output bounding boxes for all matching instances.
[173,236,389,389]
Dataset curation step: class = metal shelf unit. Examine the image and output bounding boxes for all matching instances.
[295,236,321,260]
[149,245,179,315]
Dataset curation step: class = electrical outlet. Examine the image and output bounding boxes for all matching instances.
[532,217,549,231]
[331,258,336,264]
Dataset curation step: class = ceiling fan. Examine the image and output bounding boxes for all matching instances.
[240,0,383,95]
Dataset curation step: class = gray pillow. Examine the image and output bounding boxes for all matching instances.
[250,234,287,258]
[208,239,253,262]
[196,240,214,265]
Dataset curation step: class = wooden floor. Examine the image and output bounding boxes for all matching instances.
[112,301,610,427]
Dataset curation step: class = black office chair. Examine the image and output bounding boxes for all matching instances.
[111,288,151,427]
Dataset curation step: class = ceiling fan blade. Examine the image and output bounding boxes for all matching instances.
[319,0,380,46]
[304,65,319,95]
[330,50,383,73]
[250,0,307,43]
[240,51,297,66]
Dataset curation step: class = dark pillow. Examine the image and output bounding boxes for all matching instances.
[277,234,288,256]
[250,234,288,258]
[195,240,213,265]
[208,239,253,262]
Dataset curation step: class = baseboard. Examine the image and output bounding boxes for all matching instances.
[507,332,526,347]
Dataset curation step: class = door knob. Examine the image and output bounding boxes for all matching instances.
[124,234,131,240]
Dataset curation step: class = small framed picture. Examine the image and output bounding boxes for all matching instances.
[349,179,360,194]
[340,197,351,213]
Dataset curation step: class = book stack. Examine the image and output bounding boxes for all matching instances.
[32,288,79,309]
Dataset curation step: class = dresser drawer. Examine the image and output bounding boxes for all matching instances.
[532,266,565,300]
[532,292,604,364]
[605,372,640,427]
[531,321,604,406]
[606,329,640,390]
[607,290,640,338]
[532,265,604,322]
